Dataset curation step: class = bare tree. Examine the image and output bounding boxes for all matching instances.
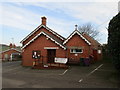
[78,23,99,39]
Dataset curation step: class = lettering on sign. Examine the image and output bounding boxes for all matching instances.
[55,58,68,64]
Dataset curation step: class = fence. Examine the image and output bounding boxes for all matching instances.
[33,55,94,66]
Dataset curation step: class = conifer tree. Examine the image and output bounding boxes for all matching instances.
[108,12,120,71]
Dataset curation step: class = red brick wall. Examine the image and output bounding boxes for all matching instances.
[82,34,102,60]
[22,27,102,66]
[22,35,66,66]
[1,49,21,60]
[65,34,91,62]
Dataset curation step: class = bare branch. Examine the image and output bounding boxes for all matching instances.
[78,23,99,39]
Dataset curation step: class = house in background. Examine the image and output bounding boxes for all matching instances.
[0,43,22,61]
[21,16,102,67]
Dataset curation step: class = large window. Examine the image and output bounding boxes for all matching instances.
[70,49,83,53]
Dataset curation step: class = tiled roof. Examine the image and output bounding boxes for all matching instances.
[21,31,66,50]
[20,25,65,43]
[0,48,21,53]
[82,33,101,49]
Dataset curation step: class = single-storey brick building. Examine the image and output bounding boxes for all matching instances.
[21,17,102,66]
[0,47,21,61]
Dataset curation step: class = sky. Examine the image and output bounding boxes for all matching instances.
[0,0,119,46]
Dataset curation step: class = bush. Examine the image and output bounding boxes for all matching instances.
[108,12,120,71]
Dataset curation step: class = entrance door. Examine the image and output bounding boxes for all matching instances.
[47,49,56,63]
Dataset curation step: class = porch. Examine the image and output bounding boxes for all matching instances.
[32,56,69,69]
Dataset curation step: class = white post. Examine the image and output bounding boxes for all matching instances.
[10,54,12,61]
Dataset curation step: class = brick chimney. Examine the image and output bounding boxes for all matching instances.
[13,44,16,48]
[9,43,13,49]
[41,16,47,26]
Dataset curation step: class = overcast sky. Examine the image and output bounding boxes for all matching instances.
[0,0,119,46]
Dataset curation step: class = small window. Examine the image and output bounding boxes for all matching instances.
[98,50,101,54]
[70,49,83,53]
[32,50,41,59]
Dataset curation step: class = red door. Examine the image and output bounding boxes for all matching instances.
[93,50,98,60]
[47,49,56,63]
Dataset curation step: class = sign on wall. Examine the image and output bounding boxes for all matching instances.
[55,58,68,64]
[32,50,41,59]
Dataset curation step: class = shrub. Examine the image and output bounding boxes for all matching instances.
[108,12,120,71]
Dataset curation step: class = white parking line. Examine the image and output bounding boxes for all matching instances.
[78,64,103,83]
[87,64,103,77]
[78,79,83,82]
[59,69,68,75]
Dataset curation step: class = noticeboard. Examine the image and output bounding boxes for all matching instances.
[55,58,68,64]
[32,50,41,59]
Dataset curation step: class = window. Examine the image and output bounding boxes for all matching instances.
[70,49,83,53]
[98,50,101,54]
[32,50,41,59]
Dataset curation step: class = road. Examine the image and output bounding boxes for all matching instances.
[2,60,119,88]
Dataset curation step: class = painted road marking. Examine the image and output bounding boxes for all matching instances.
[78,64,103,83]
[78,79,83,82]
[59,69,68,75]
[87,64,103,77]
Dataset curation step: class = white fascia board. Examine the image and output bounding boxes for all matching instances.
[76,31,91,45]
[43,26,65,40]
[63,30,91,45]
[1,48,21,53]
[21,32,43,49]
[20,25,42,43]
[20,25,65,43]
[0,49,11,53]
[21,32,66,50]
[11,48,22,53]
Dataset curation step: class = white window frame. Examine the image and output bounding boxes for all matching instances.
[70,49,83,53]
[44,47,59,49]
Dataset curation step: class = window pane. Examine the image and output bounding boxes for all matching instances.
[70,49,82,53]
[76,49,82,52]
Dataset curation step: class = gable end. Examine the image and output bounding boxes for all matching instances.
[20,25,65,44]
[63,30,91,45]
[0,48,21,53]
[21,31,66,50]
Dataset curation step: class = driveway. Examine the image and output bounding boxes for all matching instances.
[2,60,119,88]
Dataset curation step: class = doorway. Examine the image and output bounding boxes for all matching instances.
[47,49,56,63]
